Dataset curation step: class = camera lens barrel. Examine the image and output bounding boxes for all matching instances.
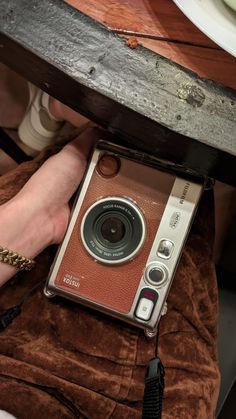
[81,197,146,264]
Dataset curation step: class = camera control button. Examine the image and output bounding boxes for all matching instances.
[135,288,158,322]
[135,298,154,321]
[157,239,174,259]
[145,263,168,287]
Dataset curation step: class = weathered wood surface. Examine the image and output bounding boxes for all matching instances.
[0,0,236,185]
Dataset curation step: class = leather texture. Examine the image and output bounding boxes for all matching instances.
[55,154,175,313]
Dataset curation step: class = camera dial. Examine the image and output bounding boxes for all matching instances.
[81,196,146,264]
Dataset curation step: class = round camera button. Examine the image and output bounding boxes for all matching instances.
[149,268,164,283]
[145,263,168,287]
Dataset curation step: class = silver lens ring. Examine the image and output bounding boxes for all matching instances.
[81,196,146,264]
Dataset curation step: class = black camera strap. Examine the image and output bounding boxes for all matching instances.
[0,279,44,331]
[142,327,165,419]
[0,127,32,164]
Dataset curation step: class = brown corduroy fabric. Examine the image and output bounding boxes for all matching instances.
[0,145,220,418]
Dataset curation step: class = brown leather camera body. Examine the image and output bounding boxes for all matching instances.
[51,148,175,316]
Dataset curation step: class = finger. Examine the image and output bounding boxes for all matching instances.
[18,127,101,207]
[63,126,101,162]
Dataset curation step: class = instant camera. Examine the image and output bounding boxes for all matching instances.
[45,140,204,336]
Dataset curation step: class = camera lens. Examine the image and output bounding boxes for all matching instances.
[101,217,126,243]
[81,197,146,264]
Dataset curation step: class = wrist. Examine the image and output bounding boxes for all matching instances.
[0,196,53,286]
[1,196,54,255]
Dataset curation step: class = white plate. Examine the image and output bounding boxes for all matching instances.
[173,0,236,57]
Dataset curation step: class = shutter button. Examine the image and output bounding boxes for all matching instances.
[145,263,168,287]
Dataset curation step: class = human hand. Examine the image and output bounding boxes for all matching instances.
[0,127,98,286]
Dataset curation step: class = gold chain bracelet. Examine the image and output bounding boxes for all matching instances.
[0,246,36,271]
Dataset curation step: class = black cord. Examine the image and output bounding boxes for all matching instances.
[0,279,45,332]
[155,324,160,358]
[19,280,45,305]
